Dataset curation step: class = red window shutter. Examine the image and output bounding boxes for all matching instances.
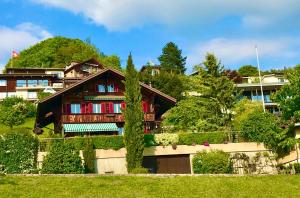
[81,103,86,114]
[88,103,93,113]
[121,102,126,110]
[142,101,148,113]
[114,83,119,92]
[64,104,71,114]
[101,102,106,113]
[109,102,114,113]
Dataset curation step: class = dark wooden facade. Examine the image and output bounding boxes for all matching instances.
[35,68,176,135]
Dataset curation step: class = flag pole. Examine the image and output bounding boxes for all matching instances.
[255,45,265,112]
[11,51,13,68]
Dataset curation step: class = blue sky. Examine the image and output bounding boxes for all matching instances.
[0,0,300,73]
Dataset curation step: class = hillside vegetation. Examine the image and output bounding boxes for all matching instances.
[5,36,121,70]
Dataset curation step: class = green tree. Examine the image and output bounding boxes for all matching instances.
[238,65,258,76]
[232,99,262,131]
[273,65,300,121]
[0,97,36,129]
[240,110,295,156]
[163,53,237,131]
[124,54,144,173]
[100,55,122,71]
[158,42,187,74]
[152,72,185,100]
[82,139,95,173]
[193,53,237,127]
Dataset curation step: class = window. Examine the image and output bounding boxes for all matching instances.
[28,80,38,87]
[38,80,48,87]
[0,80,7,86]
[28,92,37,99]
[107,84,114,92]
[71,104,80,114]
[114,103,121,113]
[16,80,26,87]
[98,84,105,93]
[93,104,101,113]
[7,92,17,97]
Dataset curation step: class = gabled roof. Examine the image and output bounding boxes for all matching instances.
[64,58,104,73]
[39,68,176,104]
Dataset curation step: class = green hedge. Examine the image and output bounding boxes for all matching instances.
[144,134,157,147]
[42,141,83,174]
[192,150,233,174]
[64,135,124,150]
[178,132,227,145]
[0,129,39,173]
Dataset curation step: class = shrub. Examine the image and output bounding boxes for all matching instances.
[294,163,300,174]
[130,167,149,174]
[144,134,157,147]
[192,150,232,174]
[178,132,226,145]
[64,135,124,150]
[82,139,95,173]
[154,133,179,146]
[42,141,83,174]
[240,110,295,155]
[0,129,39,173]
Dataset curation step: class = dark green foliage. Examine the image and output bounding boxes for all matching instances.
[144,134,157,147]
[124,54,145,173]
[5,36,122,70]
[152,71,185,100]
[130,167,149,174]
[100,55,122,71]
[192,150,232,174]
[0,129,39,173]
[0,96,36,118]
[6,37,101,68]
[273,65,300,122]
[238,65,258,76]
[178,132,227,145]
[42,141,83,174]
[82,139,95,173]
[294,163,300,174]
[63,136,124,151]
[158,42,187,74]
[0,97,36,129]
[240,110,295,155]
[37,92,52,100]
[164,53,237,131]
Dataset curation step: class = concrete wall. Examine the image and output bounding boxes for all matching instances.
[37,143,274,174]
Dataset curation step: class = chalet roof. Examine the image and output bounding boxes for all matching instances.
[64,58,104,73]
[0,74,59,78]
[140,65,161,72]
[38,68,176,104]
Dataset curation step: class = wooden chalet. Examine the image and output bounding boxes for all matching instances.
[0,58,103,101]
[34,68,176,136]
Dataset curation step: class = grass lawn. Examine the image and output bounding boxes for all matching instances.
[0,175,299,197]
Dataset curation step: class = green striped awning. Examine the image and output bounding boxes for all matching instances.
[63,123,118,133]
[84,95,125,101]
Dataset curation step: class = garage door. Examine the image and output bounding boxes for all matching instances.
[143,154,191,174]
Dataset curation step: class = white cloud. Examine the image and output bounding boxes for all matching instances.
[0,23,52,66]
[31,0,300,31]
[186,37,300,68]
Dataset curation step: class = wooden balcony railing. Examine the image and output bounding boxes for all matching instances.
[62,113,155,123]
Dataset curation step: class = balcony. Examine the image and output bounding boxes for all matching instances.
[62,113,155,123]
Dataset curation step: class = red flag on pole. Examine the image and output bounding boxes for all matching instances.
[12,51,19,58]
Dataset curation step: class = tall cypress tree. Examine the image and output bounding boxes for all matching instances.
[124,53,144,173]
[158,42,187,74]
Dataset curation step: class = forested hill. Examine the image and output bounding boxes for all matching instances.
[5,36,121,70]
